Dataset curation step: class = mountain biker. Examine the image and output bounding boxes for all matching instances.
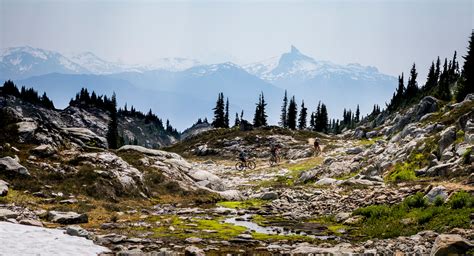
[314,138,321,156]
[270,144,280,160]
[239,150,247,163]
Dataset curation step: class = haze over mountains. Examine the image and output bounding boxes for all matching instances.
[0,46,396,130]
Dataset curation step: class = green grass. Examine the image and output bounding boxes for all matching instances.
[217,199,266,209]
[287,157,323,172]
[352,191,474,239]
[385,150,429,182]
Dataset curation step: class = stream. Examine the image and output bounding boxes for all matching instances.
[224,214,339,240]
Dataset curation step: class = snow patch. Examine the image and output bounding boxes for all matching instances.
[0,221,109,255]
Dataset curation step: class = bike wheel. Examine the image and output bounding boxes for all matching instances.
[235,162,244,171]
[269,157,276,166]
[247,161,256,170]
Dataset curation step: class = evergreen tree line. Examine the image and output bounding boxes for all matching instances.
[1,80,54,109]
[118,104,179,138]
[69,88,115,112]
[387,31,474,112]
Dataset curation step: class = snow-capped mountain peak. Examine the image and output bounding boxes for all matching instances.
[244,45,392,83]
[0,46,87,79]
[144,57,201,72]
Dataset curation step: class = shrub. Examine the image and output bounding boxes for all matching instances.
[449,191,473,209]
[353,205,390,218]
[433,196,445,207]
[462,148,472,165]
[404,192,427,208]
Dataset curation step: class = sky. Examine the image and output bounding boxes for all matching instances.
[0,0,472,80]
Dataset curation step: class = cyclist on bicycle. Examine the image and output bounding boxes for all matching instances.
[270,144,280,160]
[239,150,247,163]
[314,138,321,156]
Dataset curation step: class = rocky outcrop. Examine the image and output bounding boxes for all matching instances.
[61,128,107,148]
[47,211,88,224]
[425,186,448,203]
[77,152,143,189]
[30,144,57,157]
[0,179,8,196]
[1,95,177,149]
[0,156,29,176]
[430,234,473,255]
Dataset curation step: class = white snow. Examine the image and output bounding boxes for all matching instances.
[243,46,392,82]
[0,221,109,256]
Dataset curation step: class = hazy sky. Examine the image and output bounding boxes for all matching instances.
[1,0,472,79]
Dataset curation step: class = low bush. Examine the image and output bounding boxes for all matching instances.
[449,191,473,209]
[353,191,473,239]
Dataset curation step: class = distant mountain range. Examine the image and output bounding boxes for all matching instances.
[0,46,397,130]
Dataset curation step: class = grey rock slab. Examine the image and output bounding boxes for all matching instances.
[0,157,29,176]
[31,144,57,157]
[260,192,279,200]
[346,147,363,154]
[0,179,8,196]
[47,211,88,224]
[425,186,448,203]
[0,209,19,220]
[19,219,43,227]
[184,245,205,256]
[66,225,90,238]
[430,234,473,256]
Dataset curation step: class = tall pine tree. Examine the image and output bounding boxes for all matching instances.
[355,105,360,123]
[224,98,230,128]
[405,63,419,102]
[423,61,437,93]
[212,93,226,128]
[279,90,288,128]
[106,92,119,149]
[298,100,307,130]
[287,96,297,130]
[436,58,452,101]
[253,92,268,127]
[456,31,474,102]
[234,112,240,127]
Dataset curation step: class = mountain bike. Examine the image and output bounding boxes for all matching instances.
[269,155,280,166]
[235,159,256,171]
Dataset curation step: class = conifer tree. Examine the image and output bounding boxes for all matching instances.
[224,98,230,128]
[287,96,297,130]
[106,92,119,149]
[315,103,329,133]
[456,31,474,102]
[279,90,288,128]
[298,100,307,130]
[355,105,360,123]
[212,93,226,128]
[309,112,315,130]
[405,63,419,101]
[234,112,240,127]
[436,58,452,101]
[424,61,437,93]
[435,57,441,82]
[253,92,267,127]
